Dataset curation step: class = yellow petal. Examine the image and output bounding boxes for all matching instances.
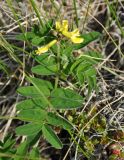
[62,30,72,38]
[35,40,57,55]
[71,36,84,43]
[35,46,49,55]
[56,20,68,32]
[70,29,80,36]
[47,39,57,48]
[56,21,61,31]
[62,30,84,43]
[62,20,68,32]
[62,28,80,38]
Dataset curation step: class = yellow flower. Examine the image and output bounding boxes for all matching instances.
[35,40,57,55]
[55,20,84,44]
[56,20,68,32]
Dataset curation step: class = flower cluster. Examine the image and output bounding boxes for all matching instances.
[35,20,84,55]
[56,20,84,44]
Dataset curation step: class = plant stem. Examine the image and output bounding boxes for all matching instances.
[73,0,78,27]
[55,43,60,89]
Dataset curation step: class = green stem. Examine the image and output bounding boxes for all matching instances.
[55,75,59,89]
[73,0,78,27]
[55,43,60,89]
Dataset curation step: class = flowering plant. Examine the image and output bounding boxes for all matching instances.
[16,19,101,150]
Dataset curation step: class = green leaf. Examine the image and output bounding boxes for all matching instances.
[33,98,48,108]
[42,124,63,149]
[29,148,40,160]
[17,86,50,97]
[82,51,103,63]
[77,63,97,94]
[47,112,73,130]
[35,53,56,65]
[17,109,47,122]
[84,67,96,77]
[32,53,58,75]
[16,123,42,136]
[26,32,36,39]
[16,98,48,110]
[31,64,58,75]
[61,44,73,57]
[2,136,15,151]
[77,61,92,73]
[70,51,102,73]
[16,99,34,110]
[73,32,101,50]
[16,33,27,41]
[16,32,35,41]
[28,77,53,90]
[50,88,84,109]
[14,141,28,160]
[17,77,51,108]
[86,75,97,94]
[31,36,44,45]
[77,72,85,84]
[70,58,85,73]
[27,133,41,147]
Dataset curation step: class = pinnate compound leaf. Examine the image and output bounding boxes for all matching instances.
[50,88,83,109]
[70,51,102,73]
[47,112,73,130]
[42,124,63,149]
[77,64,97,94]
